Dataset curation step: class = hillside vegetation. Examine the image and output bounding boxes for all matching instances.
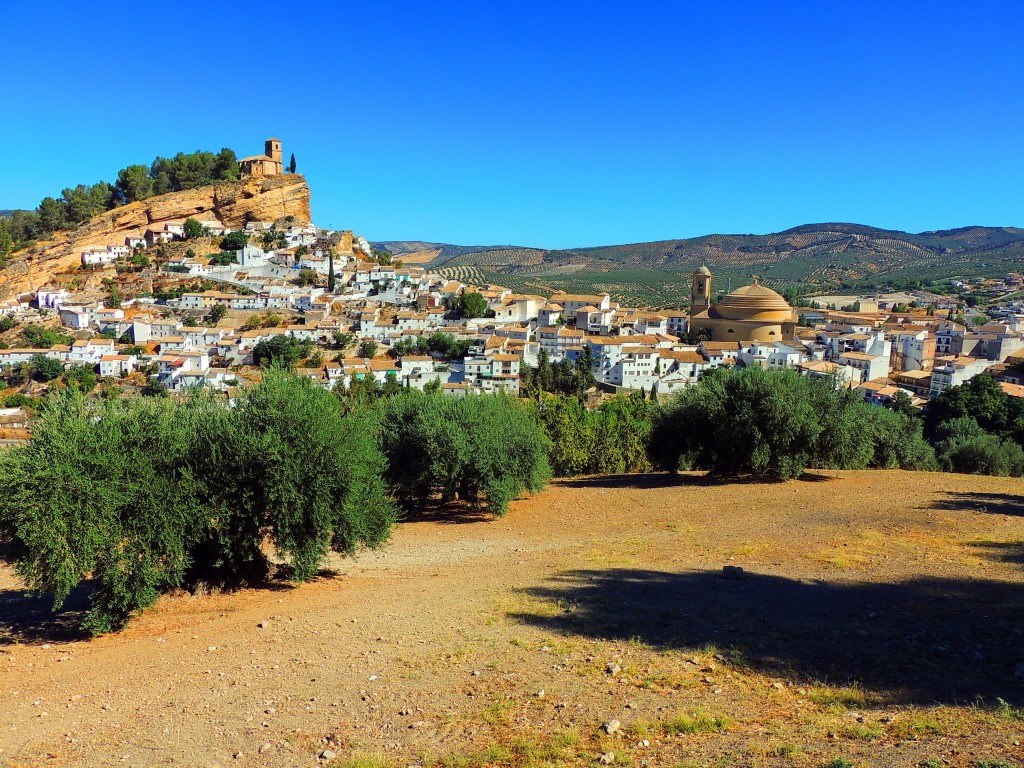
[0,148,239,258]
[378,223,1024,304]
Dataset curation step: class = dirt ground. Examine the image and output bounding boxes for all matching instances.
[1,470,1023,768]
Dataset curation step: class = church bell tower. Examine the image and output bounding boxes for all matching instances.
[691,265,712,310]
[265,137,283,174]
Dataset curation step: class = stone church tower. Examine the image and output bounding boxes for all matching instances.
[265,138,283,168]
[691,265,712,310]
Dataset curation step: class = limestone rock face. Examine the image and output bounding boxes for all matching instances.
[0,175,311,298]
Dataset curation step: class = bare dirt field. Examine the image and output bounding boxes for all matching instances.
[1,470,1023,768]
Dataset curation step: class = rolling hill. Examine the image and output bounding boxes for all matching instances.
[376,223,1024,307]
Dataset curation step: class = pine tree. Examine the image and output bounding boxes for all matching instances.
[0,220,13,259]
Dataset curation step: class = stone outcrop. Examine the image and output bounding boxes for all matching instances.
[0,174,311,298]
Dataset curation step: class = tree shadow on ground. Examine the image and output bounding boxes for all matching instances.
[0,582,91,645]
[970,541,1024,565]
[933,492,1024,517]
[398,501,496,525]
[509,568,1024,706]
[0,572,306,645]
[554,471,836,490]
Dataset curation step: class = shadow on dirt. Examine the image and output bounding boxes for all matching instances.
[933,492,1024,517]
[398,502,497,525]
[970,540,1024,566]
[510,567,1024,706]
[0,582,92,645]
[554,471,836,490]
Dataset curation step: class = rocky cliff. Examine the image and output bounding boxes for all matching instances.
[0,174,311,297]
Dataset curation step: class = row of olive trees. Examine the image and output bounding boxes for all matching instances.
[648,367,935,480]
[0,371,397,633]
[528,369,1024,481]
[0,374,555,633]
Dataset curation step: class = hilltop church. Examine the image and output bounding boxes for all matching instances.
[687,266,798,343]
[239,137,284,177]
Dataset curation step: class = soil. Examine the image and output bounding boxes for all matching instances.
[1,470,1023,768]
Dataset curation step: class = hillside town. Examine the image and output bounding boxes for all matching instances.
[3,222,1024,413]
[1,139,1022,424]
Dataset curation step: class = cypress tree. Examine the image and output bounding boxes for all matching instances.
[289,153,297,174]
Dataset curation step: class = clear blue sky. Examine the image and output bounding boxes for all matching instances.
[1,1,1021,249]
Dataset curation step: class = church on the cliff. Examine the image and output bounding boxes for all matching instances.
[687,266,798,343]
[239,138,284,177]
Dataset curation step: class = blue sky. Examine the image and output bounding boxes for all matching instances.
[1,1,1021,249]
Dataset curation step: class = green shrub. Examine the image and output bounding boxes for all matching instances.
[651,368,936,479]
[252,335,312,369]
[192,369,397,582]
[0,390,210,633]
[0,371,398,633]
[378,391,551,516]
[31,353,63,382]
[933,416,1024,476]
[864,406,936,470]
[220,231,248,251]
[651,367,822,479]
[531,391,652,477]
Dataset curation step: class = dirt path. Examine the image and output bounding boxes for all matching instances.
[2,470,1023,767]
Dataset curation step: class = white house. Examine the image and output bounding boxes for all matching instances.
[464,352,520,394]
[576,305,615,335]
[549,292,611,315]
[69,338,115,365]
[59,306,91,329]
[608,346,660,390]
[81,247,118,267]
[838,351,889,383]
[36,289,70,310]
[99,354,137,378]
[929,355,996,397]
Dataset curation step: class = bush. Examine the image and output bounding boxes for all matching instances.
[252,335,311,368]
[190,370,397,583]
[0,390,210,633]
[220,231,248,251]
[863,407,936,470]
[651,368,933,479]
[21,326,73,348]
[378,391,551,516]
[31,354,63,382]
[533,391,652,477]
[0,372,398,633]
[183,218,206,239]
[934,416,1024,476]
[652,367,822,480]
[925,373,1024,445]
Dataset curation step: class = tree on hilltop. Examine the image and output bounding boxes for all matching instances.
[115,165,154,205]
[289,153,296,174]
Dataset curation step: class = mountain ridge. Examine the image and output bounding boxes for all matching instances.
[375,222,1024,291]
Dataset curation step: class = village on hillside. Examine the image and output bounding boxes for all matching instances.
[1,140,1023,429]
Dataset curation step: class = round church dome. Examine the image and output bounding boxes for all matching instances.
[715,282,795,322]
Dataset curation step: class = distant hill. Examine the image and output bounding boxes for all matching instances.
[374,223,1024,303]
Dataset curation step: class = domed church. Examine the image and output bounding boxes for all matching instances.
[687,266,798,343]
